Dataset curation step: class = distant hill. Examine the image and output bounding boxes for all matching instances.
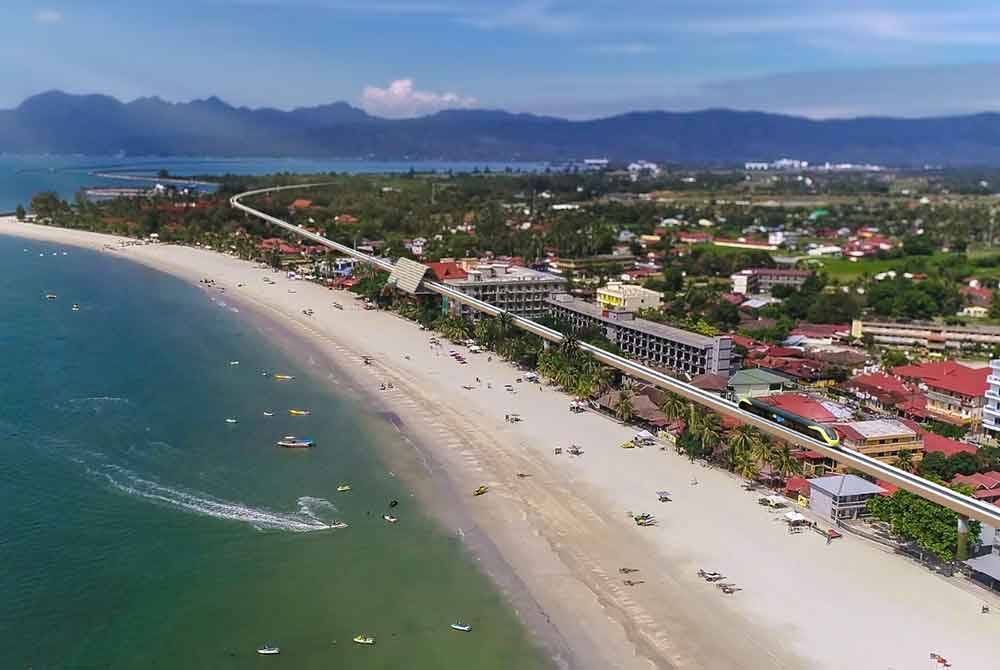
[5,90,1000,164]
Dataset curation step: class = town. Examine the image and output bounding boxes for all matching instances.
[21,161,1000,592]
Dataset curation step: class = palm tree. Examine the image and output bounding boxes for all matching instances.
[728,424,762,459]
[614,389,635,423]
[751,437,774,469]
[659,393,688,422]
[770,445,803,479]
[496,311,514,343]
[733,446,760,482]
[892,449,916,473]
[698,412,723,456]
[559,334,580,360]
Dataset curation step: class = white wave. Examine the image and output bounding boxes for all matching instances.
[95,466,335,532]
[68,396,131,405]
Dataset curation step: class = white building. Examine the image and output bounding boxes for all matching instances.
[984,359,1000,437]
[443,263,566,319]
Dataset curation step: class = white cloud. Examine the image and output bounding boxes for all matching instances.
[34,9,63,24]
[361,78,477,117]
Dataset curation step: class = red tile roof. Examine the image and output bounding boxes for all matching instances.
[892,361,990,398]
[290,198,313,210]
[763,393,837,422]
[790,323,850,339]
[785,477,811,496]
[424,261,468,281]
[952,472,1000,490]
[961,286,994,306]
[921,432,977,457]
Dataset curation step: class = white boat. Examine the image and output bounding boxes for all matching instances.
[276,436,315,449]
[383,514,398,524]
[263,411,274,417]
[336,483,351,492]
[229,360,240,366]
[71,304,80,311]
[450,622,472,632]
[225,418,238,424]
[256,644,280,655]
[353,634,375,645]
[45,293,57,300]
[330,520,349,529]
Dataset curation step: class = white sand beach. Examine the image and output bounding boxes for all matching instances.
[5,216,999,669]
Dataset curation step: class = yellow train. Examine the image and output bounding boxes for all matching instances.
[737,397,840,447]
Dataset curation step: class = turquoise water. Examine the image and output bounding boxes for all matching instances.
[0,235,547,669]
[0,156,546,212]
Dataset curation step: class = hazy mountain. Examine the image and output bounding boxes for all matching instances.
[4,90,1000,164]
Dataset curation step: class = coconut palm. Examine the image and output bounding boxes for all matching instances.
[770,445,804,478]
[751,436,775,469]
[698,411,724,455]
[496,311,514,342]
[892,449,916,473]
[614,389,635,423]
[559,334,581,359]
[733,446,760,482]
[728,424,762,458]
[659,393,688,422]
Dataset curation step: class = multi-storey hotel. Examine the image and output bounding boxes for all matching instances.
[545,294,734,377]
[984,359,1000,437]
[851,319,1000,350]
[440,262,567,319]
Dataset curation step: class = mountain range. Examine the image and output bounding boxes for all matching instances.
[5,90,1000,165]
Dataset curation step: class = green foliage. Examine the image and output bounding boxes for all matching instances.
[922,420,968,440]
[867,485,981,562]
[880,349,909,368]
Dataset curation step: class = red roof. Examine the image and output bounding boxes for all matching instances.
[892,361,989,398]
[743,267,812,278]
[952,472,1000,490]
[763,393,837,422]
[961,286,994,306]
[290,198,313,210]
[424,261,468,281]
[720,292,745,305]
[785,477,811,496]
[765,346,803,358]
[921,432,977,457]
[731,334,764,349]
[790,323,850,339]
[876,480,899,496]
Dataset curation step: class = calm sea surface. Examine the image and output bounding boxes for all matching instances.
[0,155,546,212]
[0,235,547,669]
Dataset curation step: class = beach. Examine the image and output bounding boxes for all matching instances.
[4,216,999,669]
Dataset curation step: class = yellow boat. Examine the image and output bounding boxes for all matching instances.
[353,635,375,645]
[336,483,352,492]
[620,441,636,449]
[473,485,489,496]
[273,374,295,381]
[289,409,311,416]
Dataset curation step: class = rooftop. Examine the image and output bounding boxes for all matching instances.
[546,295,721,348]
[446,263,564,285]
[833,419,917,441]
[736,267,813,277]
[809,474,887,497]
[892,360,990,397]
[728,367,795,387]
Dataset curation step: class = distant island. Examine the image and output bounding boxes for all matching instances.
[6,90,1000,164]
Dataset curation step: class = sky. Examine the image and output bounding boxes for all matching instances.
[4,1,1000,119]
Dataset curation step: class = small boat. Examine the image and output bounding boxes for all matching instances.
[383,514,398,524]
[45,293,57,300]
[473,485,489,497]
[288,409,311,416]
[450,622,472,632]
[336,483,352,492]
[353,634,375,645]
[276,436,315,449]
[273,374,295,381]
[263,411,274,417]
[225,418,238,424]
[256,644,280,655]
[71,304,80,311]
[330,520,349,529]
[229,360,240,366]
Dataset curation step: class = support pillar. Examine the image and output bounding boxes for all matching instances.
[543,340,551,351]
[957,516,970,562]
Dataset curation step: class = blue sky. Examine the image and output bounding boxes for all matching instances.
[4,1,1000,118]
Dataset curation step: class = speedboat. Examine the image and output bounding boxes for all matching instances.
[45,293,57,300]
[450,622,472,632]
[229,360,240,366]
[263,411,274,417]
[225,418,238,424]
[336,483,352,492]
[273,374,295,381]
[256,644,280,655]
[353,635,375,645]
[276,436,315,449]
[330,520,349,529]
[71,304,80,311]
[383,514,398,524]
[288,409,311,416]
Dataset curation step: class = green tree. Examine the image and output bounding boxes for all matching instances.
[867,484,981,562]
[614,389,635,423]
[881,349,909,368]
[918,451,952,480]
[892,449,916,473]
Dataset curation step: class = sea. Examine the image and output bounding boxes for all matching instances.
[0,237,549,665]
[0,155,547,213]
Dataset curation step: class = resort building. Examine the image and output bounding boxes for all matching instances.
[850,319,1000,351]
[545,294,734,377]
[830,419,924,470]
[808,475,887,521]
[441,262,566,319]
[892,361,989,427]
[727,368,796,399]
[952,472,1000,505]
[985,359,1000,437]
[596,282,662,312]
[547,254,636,277]
[731,267,812,296]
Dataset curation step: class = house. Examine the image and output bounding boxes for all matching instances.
[786,323,851,347]
[808,475,887,520]
[806,245,843,257]
[424,261,468,281]
[831,419,924,470]
[335,213,360,225]
[288,198,313,212]
[892,361,990,426]
[951,472,1000,505]
[596,282,662,312]
[690,373,729,394]
[960,306,989,318]
[678,231,712,244]
[727,368,795,399]
[920,431,977,457]
[961,285,994,308]
[841,372,927,418]
[730,268,812,296]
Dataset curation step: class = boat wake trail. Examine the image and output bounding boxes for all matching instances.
[93,465,337,532]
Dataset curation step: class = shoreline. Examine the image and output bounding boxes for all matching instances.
[5,216,1000,670]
